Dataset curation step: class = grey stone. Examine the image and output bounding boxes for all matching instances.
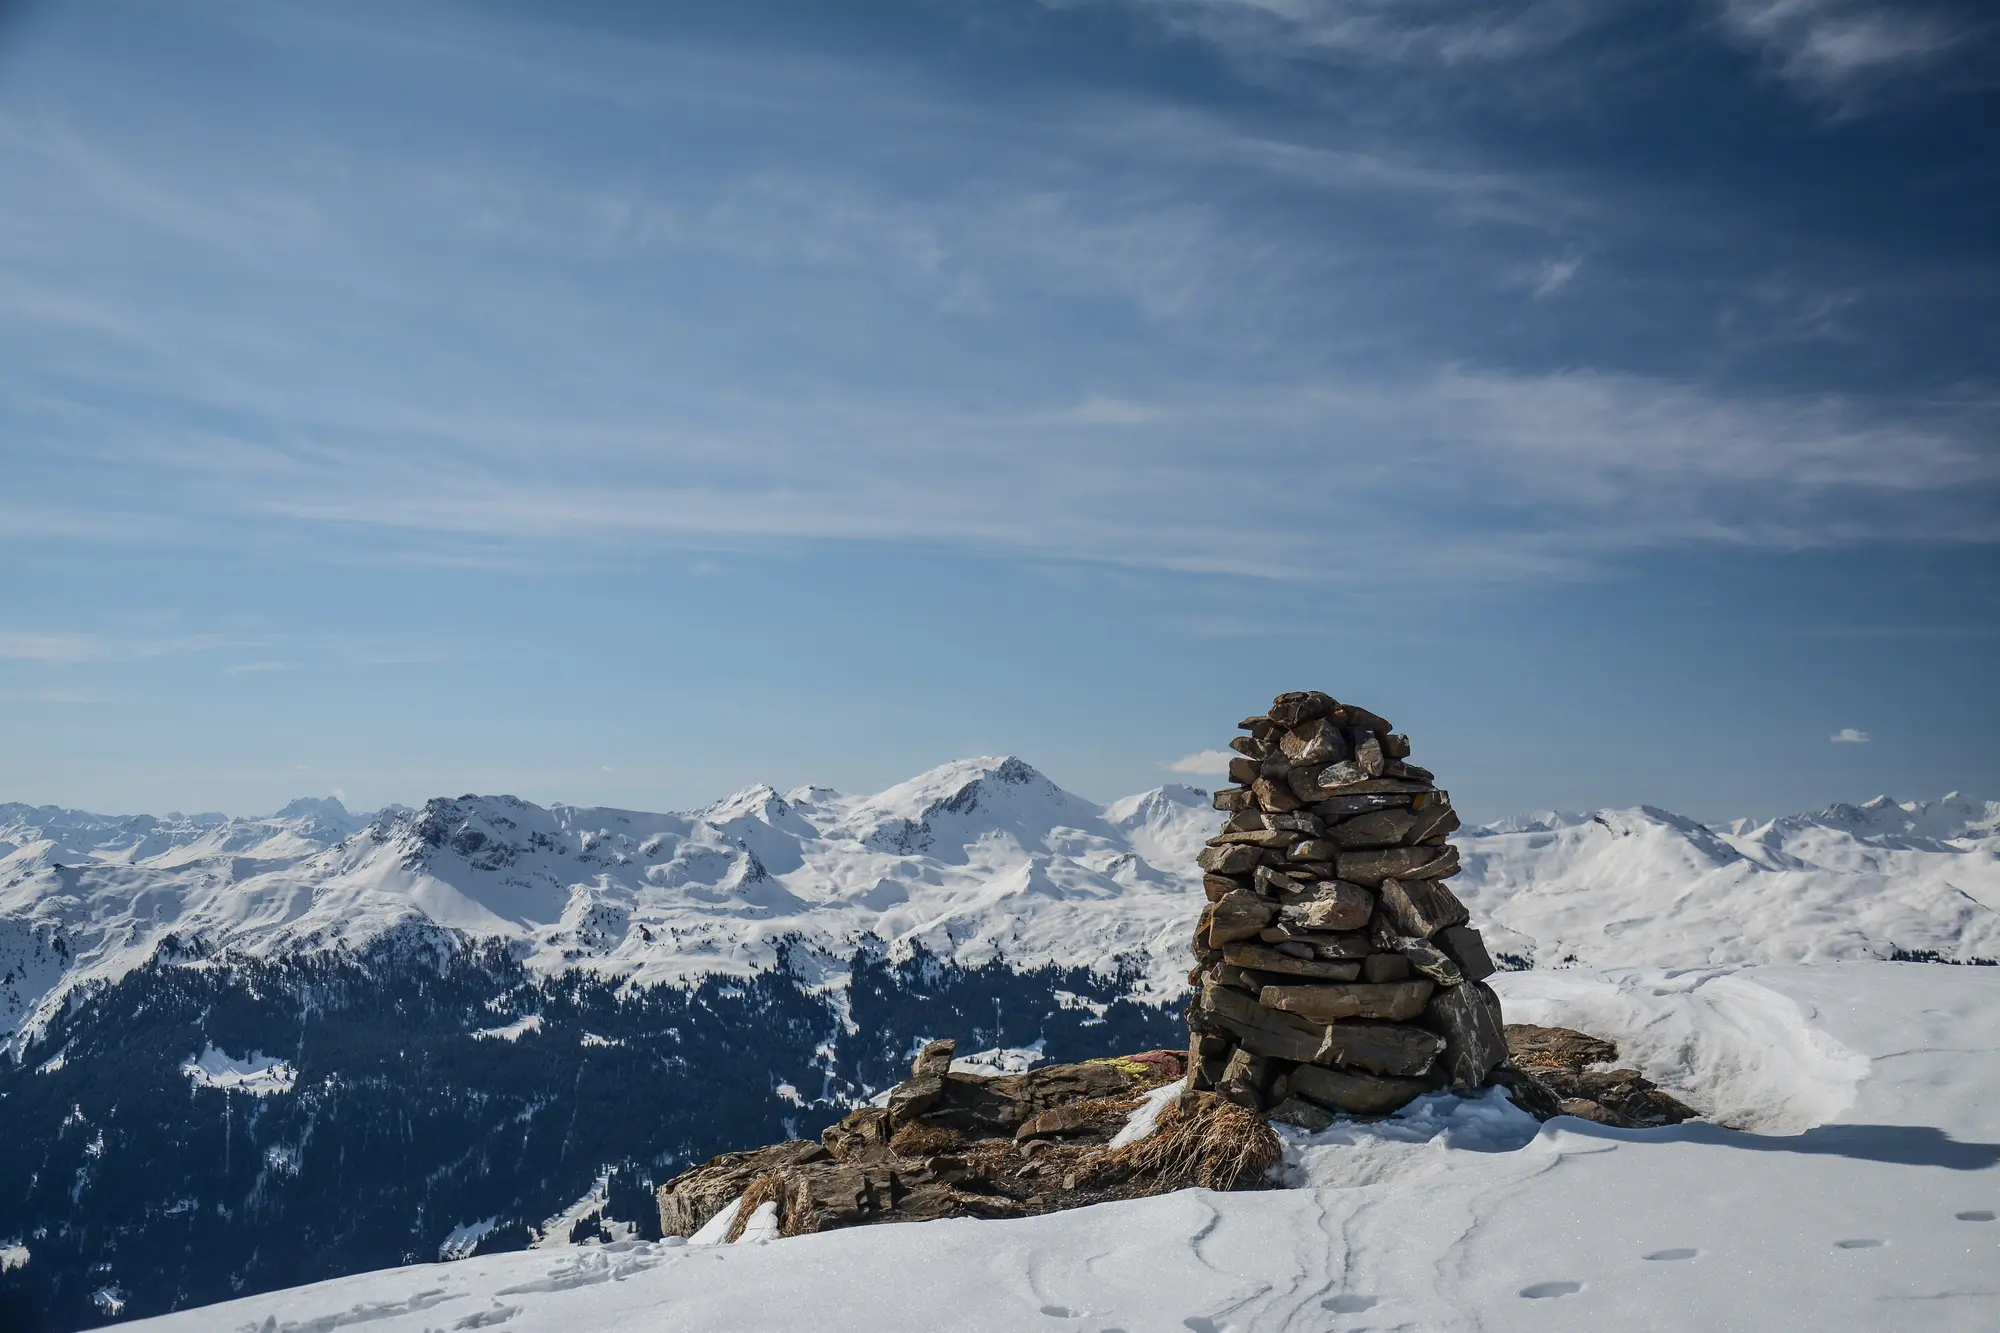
[1348,728,1386,777]
[1383,733,1413,760]
[1336,844,1461,887]
[1406,799,1460,844]
[1256,924,1373,959]
[1287,1064,1432,1117]
[1198,979,1334,1065]
[911,1038,957,1079]
[1252,864,1298,897]
[1257,979,1434,1023]
[1276,882,1373,931]
[1219,807,1267,834]
[1267,691,1334,727]
[1213,828,1296,848]
[1360,953,1412,983]
[1376,876,1470,937]
[1252,777,1305,813]
[1278,715,1349,765]
[1314,1020,1444,1077]
[1393,937,1465,986]
[886,1074,946,1125]
[1208,889,1277,946]
[1014,1104,1100,1141]
[1197,843,1263,876]
[1220,943,1363,981]
[1202,873,1250,902]
[1213,963,1263,994]
[1221,1047,1273,1089]
[657,1139,833,1237]
[1286,837,1339,862]
[1327,808,1420,849]
[1228,735,1268,759]
[1437,925,1496,983]
[1314,792,1420,817]
[1331,702,1394,734]
[1226,756,1260,786]
[1425,980,1508,1090]
[1211,787,1255,813]
[1267,1096,1336,1132]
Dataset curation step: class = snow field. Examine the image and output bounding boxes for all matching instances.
[120,961,2000,1332]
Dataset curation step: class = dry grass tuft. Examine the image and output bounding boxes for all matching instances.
[1088,1092,1281,1193]
[724,1169,813,1242]
[889,1120,966,1157]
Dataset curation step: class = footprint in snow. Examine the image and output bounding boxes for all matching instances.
[1321,1294,1377,1313]
[1039,1306,1076,1319]
[1519,1281,1582,1299]
[1834,1239,1883,1250]
[1956,1210,1995,1222]
[1643,1248,1698,1261]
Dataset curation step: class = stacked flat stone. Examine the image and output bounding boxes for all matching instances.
[1185,690,1509,1128]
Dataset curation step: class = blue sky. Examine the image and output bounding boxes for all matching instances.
[2,0,1996,822]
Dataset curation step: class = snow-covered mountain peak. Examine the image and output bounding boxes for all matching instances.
[6,770,1998,1064]
[1723,791,2000,847]
[846,756,1105,860]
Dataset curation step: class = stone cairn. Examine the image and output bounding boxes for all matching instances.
[1187,690,1509,1129]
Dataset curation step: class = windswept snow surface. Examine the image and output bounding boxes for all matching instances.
[6,775,1998,1061]
[123,961,2000,1332]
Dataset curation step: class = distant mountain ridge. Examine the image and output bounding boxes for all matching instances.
[6,772,1998,1062]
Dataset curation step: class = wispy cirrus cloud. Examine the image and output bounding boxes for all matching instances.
[1,0,1993,594]
[1716,0,1987,104]
[0,630,260,665]
[1065,0,1605,69]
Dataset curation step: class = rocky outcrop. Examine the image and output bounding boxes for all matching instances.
[1501,1024,1697,1128]
[656,1041,1281,1240]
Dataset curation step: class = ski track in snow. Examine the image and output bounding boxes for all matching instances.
[119,961,2000,1332]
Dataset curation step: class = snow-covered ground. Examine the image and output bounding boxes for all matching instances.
[5,771,1996,1061]
[120,960,2000,1332]
[177,1045,296,1096]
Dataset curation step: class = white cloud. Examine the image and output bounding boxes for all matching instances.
[1167,749,1237,774]
[1530,253,1583,299]
[1085,0,1602,69]
[1830,727,1869,743]
[0,630,255,664]
[224,661,291,675]
[1717,0,1976,102]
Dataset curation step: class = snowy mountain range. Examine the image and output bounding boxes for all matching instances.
[5,764,1996,1062]
[3,763,1997,1331]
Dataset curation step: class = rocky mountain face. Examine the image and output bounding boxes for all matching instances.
[1,768,1993,1331]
